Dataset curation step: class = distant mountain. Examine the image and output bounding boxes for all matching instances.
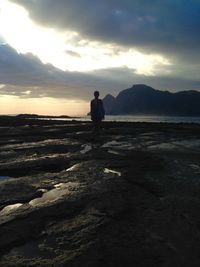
[102,94,116,114]
[102,84,200,116]
[16,114,72,118]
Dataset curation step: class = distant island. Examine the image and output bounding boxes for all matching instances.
[103,84,200,116]
[16,114,79,119]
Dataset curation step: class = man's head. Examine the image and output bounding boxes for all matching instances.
[94,91,99,99]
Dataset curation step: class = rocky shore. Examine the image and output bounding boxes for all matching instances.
[0,116,200,266]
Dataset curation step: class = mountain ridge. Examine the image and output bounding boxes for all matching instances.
[102,84,200,116]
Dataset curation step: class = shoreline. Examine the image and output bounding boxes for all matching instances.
[1,114,200,127]
[1,114,200,125]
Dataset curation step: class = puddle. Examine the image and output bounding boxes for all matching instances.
[8,240,56,259]
[43,154,69,159]
[0,151,16,156]
[0,138,73,151]
[172,140,200,149]
[0,203,23,215]
[11,152,69,163]
[37,188,48,193]
[149,140,200,151]
[104,168,121,177]
[80,144,92,154]
[54,183,65,188]
[29,182,79,206]
[140,132,161,137]
[76,131,85,135]
[190,164,200,170]
[148,143,176,150]
[108,150,120,155]
[141,141,157,146]
[66,163,81,171]
[102,140,133,150]
[0,176,12,181]
[102,140,122,148]
[53,182,79,190]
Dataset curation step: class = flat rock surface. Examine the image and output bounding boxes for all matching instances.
[0,117,200,266]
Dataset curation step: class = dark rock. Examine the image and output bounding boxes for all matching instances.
[0,117,200,266]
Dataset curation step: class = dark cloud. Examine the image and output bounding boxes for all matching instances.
[93,67,200,93]
[1,44,200,102]
[10,0,200,58]
[0,45,55,86]
[6,0,200,94]
[0,44,126,99]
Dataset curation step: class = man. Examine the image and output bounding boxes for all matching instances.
[90,91,105,134]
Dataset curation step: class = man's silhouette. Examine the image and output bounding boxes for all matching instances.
[90,91,105,134]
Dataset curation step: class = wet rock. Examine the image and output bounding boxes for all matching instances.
[0,117,200,266]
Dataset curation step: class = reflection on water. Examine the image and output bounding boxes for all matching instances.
[0,176,12,181]
[37,188,48,193]
[29,188,68,206]
[190,164,200,171]
[172,139,200,149]
[54,183,65,188]
[9,240,56,259]
[148,143,176,150]
[103,115,200,124]
[104,168,121,177]
[0,151,16,156]
[0,203,23,215]
[80,144,92,154]
[66,163,81,171]
[102,140,132,150]
[102,140,122,148]
[148,139,200,151]
[29,182,79,206]
[108,150,120,155]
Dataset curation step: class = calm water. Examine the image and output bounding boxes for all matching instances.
[41,115,200,124]
[106,115,200,124]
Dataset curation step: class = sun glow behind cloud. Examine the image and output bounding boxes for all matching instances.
[0,0,170,75]
[0,0,68,67]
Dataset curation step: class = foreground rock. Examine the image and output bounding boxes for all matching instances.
[0,117,200,266]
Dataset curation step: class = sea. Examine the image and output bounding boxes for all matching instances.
[41,115,200,124]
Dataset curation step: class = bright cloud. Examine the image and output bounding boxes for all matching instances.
[0,0,170,75]
[0,0,69,67]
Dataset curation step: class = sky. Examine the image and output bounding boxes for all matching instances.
[0,0,200,115]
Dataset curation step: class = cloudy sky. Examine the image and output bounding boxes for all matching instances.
[0,0,200,115]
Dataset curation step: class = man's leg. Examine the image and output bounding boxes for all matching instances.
[93,119,101,135]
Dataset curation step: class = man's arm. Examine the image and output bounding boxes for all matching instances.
[90,100,94,116]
